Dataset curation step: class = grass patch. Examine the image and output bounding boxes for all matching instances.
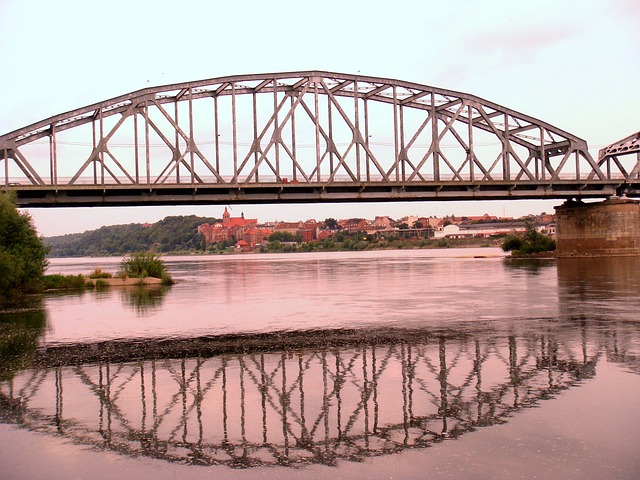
[41,274,87,291]
[88,268,113,279]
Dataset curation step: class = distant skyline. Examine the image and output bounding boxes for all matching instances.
[38,199,562,238]
[2,0,638,236]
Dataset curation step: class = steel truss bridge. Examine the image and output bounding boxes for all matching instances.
[2,323,636,468]
[1,71,639,207]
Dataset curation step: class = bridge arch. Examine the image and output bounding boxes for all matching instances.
[0,71,629,206]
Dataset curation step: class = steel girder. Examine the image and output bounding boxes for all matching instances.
[597,130,640,186]
[0,71,628,206]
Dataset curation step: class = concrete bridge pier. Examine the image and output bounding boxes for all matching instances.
[555,197,640,256]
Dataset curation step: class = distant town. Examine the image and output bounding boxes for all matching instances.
[198,207,556,253]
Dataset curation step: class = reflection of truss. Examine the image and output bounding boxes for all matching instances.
[1,331,603,468]
[1,71,632,206]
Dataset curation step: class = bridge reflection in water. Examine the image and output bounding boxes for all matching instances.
[3,320,634,469]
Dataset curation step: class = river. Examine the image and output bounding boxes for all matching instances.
[1,248,639,479]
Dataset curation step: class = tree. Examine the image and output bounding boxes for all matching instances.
[501,222,555,254]
[323,218,339,230]
[268,231,301,243]
[0,193,49,297]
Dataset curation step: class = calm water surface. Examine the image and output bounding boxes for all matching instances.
[1,248,639,479]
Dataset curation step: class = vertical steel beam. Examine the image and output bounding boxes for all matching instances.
[252,92,259,182]
[431,93,440,181]
[50,127,57,186]
[214,96,220,176]
[134,114,140,184]
[99,109,105,186]
[145,101,151,187]
[290,94,297,182]
[174,101,180,183]
[364,98,371,181]
[400,105,406,181]
[189,88,195,184]
[92,117,97,184]
[354,80,361,181]
[393,86,400,182]
[314,81,321,182]
[232,83,238,183]
[328,87,334,177]
[468,105,474,181]
[539,127,545,181]
[503,113,510,180]
[273,78,280,180]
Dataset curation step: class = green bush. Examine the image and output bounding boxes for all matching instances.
[436,238,450,248]
[41,274,87,290]
[268,240,282,251]
[501,223,556,254]
[501,234,523,252]
[118,252,174,285]
[0,193,49,298]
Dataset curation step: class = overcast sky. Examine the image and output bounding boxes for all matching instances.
[1,0,638,236]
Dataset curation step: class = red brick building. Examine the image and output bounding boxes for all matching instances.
[198,208,270,249]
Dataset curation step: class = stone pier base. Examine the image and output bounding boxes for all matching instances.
[555,197,640,256]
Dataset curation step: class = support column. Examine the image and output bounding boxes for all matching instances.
[555,197,640,256]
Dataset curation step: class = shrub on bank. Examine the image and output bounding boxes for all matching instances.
[118,252,175,285]
[501,223,556,255]
[41,274,87,290]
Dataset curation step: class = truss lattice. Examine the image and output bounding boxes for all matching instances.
[0,71,634,206]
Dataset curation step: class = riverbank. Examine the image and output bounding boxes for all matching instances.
[46,236,503,258]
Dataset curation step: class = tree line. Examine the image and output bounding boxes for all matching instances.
[45,215,220,257]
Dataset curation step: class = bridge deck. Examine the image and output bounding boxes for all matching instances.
[7,179,630,207]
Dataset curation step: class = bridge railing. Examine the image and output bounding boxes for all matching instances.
[2,172,637,188]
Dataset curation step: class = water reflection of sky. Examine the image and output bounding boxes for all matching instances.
[39,249,559,344]
[40,250,640,346]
